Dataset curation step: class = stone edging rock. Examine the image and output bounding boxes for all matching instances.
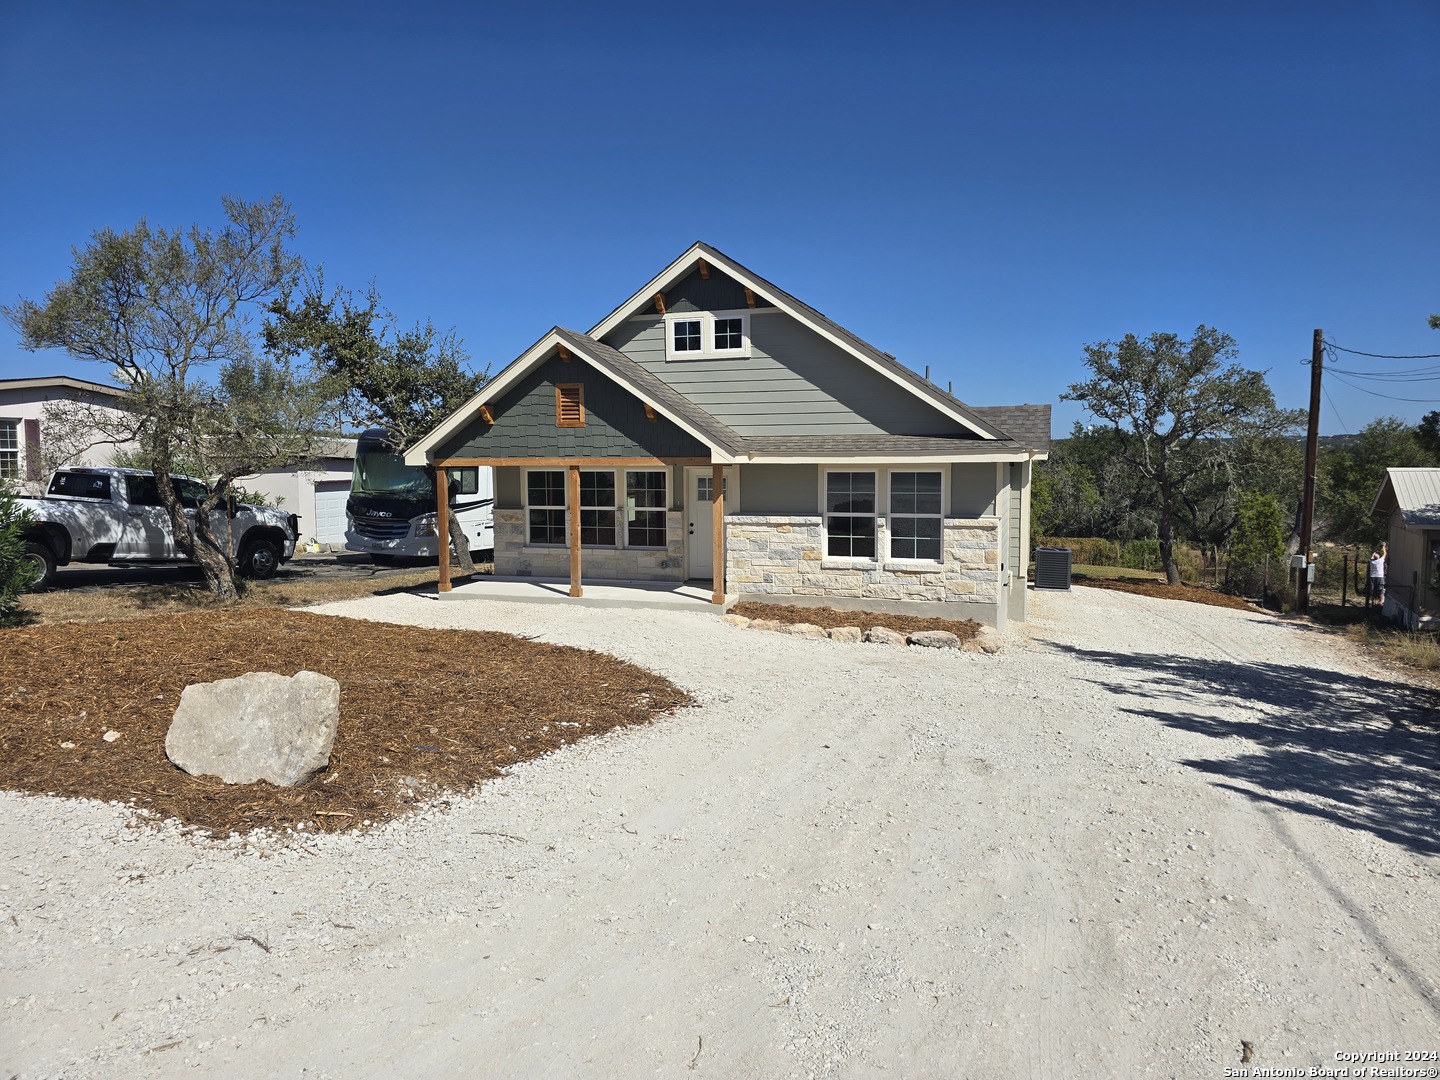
[720,613,1002,653]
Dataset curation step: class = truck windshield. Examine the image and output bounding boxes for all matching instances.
[352,451,432,497]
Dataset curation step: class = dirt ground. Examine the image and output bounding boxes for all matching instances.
[728,601,983,638]
[2,586,1437,1078]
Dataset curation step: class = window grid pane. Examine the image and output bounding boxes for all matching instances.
[580,509,616,546]
[714,318,743,349]
[889,472,943,561]
[579,471,615,508]
[673,320,702,352]
[827,516,876,559]
[626,470,666,508]
[628,509,667,548]
[826,472,876,515]
[527,471,566,545]
[0,421,17,451]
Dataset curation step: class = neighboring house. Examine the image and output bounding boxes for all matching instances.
[240,439,356,550]
[1371,467,1440,629]
[0,376,132,489]
[2,374,354,550]
[406,243,1051,627]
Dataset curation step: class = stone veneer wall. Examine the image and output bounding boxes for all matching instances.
[493,508,686,582]
[725,514,1000,605]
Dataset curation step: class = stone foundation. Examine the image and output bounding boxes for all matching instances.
[725,514,1002,619]
[493,508,686,582]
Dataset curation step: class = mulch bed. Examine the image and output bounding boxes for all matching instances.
[0,610,691,837]
[1075,577,1257,611]
[728,602,982,639]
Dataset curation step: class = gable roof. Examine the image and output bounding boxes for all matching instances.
[404,327,748,465]
[1372,467,1440,528]
[587,242,1009,442]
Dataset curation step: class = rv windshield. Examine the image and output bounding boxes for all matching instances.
[352,451,433,497]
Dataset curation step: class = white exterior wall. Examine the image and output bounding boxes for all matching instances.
[241,457,354,549]
[0,384,132,492]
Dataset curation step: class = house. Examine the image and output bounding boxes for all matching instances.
[239,439,356,550]
[405,243,1051,627]
[1371,467,1440,629]
[1,375,354,550]
[0,375,132,487]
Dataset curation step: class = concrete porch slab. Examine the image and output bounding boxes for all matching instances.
[437,575,726,610]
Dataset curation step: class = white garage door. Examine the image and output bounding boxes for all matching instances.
[312,481,351,546]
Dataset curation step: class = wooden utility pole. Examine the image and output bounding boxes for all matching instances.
[1297,329,1323,613]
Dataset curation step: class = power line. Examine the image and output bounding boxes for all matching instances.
[1326,369,1440,404]
[1324,338,1440,361]
[1321,382,1350,433]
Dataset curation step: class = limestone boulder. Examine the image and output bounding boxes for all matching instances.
[908,630,960,649]
[975,627,1004,654]
[720,613,751,628]
[826,626,863,643]
[864,626,908,646]
[166,670,341,787]
[782,622,826,638]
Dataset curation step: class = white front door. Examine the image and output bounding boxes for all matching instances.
[685,467,732,580]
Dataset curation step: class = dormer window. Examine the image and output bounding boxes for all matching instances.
[664,310,750,361]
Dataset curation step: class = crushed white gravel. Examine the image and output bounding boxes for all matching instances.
[3,586,1438,1079]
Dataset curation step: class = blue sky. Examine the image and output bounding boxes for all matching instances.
[1,1,1436,437]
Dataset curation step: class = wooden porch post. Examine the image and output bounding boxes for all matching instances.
[568,464,583,597]
[436,465,452,593]
[711,463,725,605]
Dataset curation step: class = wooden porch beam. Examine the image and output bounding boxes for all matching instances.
[567,464,583,598]
[744,287,756,309]
[436,465,452,594]
[711,462,725,605]
[654,292,667,315]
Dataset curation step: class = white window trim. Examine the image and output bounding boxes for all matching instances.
[521,467,670,551]
[0,418,20,481]
[664,309,752,361]
[819,466,949,566]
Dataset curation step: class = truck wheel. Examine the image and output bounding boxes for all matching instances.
[238,539,281,579]
[21,542,57,590]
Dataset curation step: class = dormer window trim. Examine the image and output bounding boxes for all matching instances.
[663,309,751,361]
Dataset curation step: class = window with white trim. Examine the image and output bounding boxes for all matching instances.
[889,471,943,561]
[526,470,566,545]
[664,310,750,360]
[625,470,667,548]
[0,420,17,480]
[825,471,877,559]
[579,471,616,546]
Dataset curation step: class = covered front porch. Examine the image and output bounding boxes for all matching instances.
[432,573,724,610]
[434,460,731,605]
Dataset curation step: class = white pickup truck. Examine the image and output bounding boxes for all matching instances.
[19,466,300,589]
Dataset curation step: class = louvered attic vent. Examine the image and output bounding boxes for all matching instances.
[556,383,585,427]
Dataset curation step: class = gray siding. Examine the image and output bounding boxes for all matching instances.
[951,463,997,517]
[436,355,710,462]
[663,267,752,313]
[495,466,521,509]
[604,311,973,438]
[739,464,817,514]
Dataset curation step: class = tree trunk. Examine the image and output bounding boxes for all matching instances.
[1158,506,1182,586]
[447,514,475,575]
[155,471,240,601]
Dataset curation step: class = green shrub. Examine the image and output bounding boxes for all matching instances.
[0,485,38,623]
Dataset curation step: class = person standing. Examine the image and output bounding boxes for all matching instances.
[1368,543,1387,605]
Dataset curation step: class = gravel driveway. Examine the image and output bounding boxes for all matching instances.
[3,587,1437,1078]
